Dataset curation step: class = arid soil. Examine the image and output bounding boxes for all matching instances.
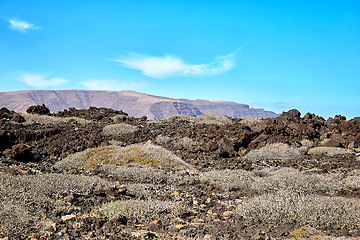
[0,105,359,239]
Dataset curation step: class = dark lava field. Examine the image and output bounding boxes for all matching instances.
[1,105,359,239]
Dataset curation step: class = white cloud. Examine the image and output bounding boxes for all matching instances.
[81,79,147,91]
[17,73,68,88]
[113,49,240,78]
[8,18,41,33]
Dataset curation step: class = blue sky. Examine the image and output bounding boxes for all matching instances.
[0,0,359,118]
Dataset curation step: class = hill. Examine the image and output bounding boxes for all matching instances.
[0,90,278,119]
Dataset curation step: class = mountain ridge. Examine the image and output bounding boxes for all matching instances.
[0,90,279,119]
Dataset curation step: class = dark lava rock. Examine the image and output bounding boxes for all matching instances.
[26,104,51,115]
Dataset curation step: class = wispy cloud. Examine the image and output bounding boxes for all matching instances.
[81,79,148,91]
[8,18,41,33]
[17,73,68,88]
[113,49,240,78]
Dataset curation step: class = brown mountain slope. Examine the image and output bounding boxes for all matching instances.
[0,90,278,119]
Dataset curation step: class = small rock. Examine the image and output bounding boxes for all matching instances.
[61,214,77,221]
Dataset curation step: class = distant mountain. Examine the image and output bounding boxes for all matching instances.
[0,90,278,119]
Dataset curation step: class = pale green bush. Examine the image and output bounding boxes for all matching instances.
[21,113,91,125]
[250,168,343,195]
[343,169,360,189]
[163,114,233,125]
[101,123,139,136]
[199,169,254,191]
[98,199,183,222]
[55,143,192,171]
[99,165,181,184]
[307,147,353,156]
[243,143,304,163]
[240,117,261,128]
[235,190,360,231]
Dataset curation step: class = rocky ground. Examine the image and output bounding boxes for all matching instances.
[0,105,359,239]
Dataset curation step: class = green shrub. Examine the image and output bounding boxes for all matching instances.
[98,199,183,222]
[235,190,360,231]
[55,143,192,171]
[101,123,139,136]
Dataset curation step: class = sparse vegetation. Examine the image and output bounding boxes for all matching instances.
[101,123,139,136]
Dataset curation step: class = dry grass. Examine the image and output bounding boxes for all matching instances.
[243,143,305,163]
[307,147,353,156]
[101,123,139,136]
[21,113,91,125]
[55,143,192,171]
[235,190,360,231]
[163,114,233,125]
[98,199,184,223]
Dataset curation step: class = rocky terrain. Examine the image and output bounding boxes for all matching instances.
[0,90,278,119]
[0,105,360,239]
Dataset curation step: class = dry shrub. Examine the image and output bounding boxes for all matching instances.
[98,199,184,223]
[55,143,192,171]
[199,169,254,191]
[110,114,128,122]
[174,137,200,149]
[0,199,29,238]
[101,123,139,136]
[21,113,91,125]
[344,169,360,189]
[99,165,181,184]
[164,114,233,125]
[235,190,360,231]
[155,135,171,145]
[250,168,343,195]
[126,183,177,199]
[0,172,115,237]
[240,117,261,128]
[243,143,304,163]
[307,147,353,156]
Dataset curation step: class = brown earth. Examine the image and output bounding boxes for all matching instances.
[0,105,359,239]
